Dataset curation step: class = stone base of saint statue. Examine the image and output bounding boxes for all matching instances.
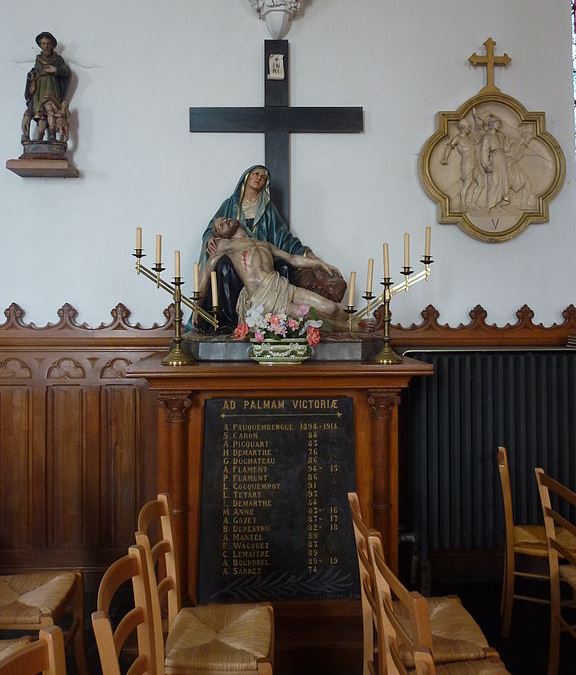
[20,140,68,160]
[7,139,79,177]
[182,331,383,362]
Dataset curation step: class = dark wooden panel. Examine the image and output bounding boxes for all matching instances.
[47,385,85,547]
[101,385,140,548]
[0,386,31,549]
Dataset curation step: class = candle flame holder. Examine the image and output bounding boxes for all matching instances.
[133,248,218,366]
[345,305,357,333]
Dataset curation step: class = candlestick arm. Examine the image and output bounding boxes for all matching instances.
[135,259,218,327]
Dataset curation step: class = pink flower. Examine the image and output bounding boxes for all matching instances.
[306,326,321,347]
[254,331,265,343]
[233,322,249,340]
[294,304,310,318]
[287,318,299,331]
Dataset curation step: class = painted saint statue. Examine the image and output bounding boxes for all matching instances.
[22,32,71,143]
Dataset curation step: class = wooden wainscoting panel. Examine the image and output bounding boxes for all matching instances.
[101,384,141,548]
[0,386,32,550]
[47,385,86,548]
[0,303,172,581]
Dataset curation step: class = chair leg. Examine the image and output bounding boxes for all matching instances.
[547,611,561,675]
[499,556,507,616]
[501,553,515,638]
[72,572,90,675]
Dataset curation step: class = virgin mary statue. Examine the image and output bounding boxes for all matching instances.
[194,165,345,331]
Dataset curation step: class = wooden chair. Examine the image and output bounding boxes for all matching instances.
[348,492,497,668]
[0,569,88,675]
[366,531,510,675]
[0,637,32,660]
[0,625,66,675]
[535,467,576,675]
[136,493,274,675]
[91,544,157,675]
[347,492,375,675]
[497,445,558,637]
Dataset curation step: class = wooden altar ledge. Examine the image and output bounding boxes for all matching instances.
[127,353,433,602]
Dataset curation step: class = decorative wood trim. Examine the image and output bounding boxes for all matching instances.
[0,302,175,348]
[385,304,576,348]
[5,302,574,350]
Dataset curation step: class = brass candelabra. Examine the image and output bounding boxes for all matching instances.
[132,248,218,366]
[354,254,434,364]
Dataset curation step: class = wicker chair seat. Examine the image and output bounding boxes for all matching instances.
[0,573,76,624]
[397,596,489,666]
[558,563,576,590]
[513,524,576,556]
[432,658,510,674]
[165,604,273,672]
[0,638,32,660]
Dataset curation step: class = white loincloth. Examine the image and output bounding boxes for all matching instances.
[236,272,296,323]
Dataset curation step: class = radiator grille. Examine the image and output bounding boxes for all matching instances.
[406,350,576,559]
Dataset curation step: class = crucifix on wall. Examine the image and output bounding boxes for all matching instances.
[189,40,364,223]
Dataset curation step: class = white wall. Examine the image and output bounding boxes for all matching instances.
[1,0,574,327]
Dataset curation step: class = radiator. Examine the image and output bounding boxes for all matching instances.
[405,350,576,559]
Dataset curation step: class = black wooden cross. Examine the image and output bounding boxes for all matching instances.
[189,40,364,223]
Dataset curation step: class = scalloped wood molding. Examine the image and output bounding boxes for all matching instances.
[2,302,575,350]
[387,304,576,348]
[0,302,174,348]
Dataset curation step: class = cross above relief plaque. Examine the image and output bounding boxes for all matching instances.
[189,40,364,223]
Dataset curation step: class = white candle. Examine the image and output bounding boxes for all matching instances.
[383,243,390,279]
[193,263,200,292]
[174,250,181,277]
[403,232,410,268]
[136,226,142,249]
[155,234,162,265]
[211,271,218,307]
[366,258,374,294]
[347,271,356,306]
[425,226,431,257]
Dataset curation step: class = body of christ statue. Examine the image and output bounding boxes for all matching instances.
[194,165,346,332]
[198,218,349,330]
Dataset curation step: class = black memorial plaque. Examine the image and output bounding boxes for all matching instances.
[198,396,359,602]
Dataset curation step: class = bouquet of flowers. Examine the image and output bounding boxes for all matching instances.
[233,304,322,347]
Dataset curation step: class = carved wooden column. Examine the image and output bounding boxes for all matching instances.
[367,389,402,573]
[157,391,192,582]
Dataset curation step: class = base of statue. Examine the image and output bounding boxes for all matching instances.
[20,140,68,159]
[6,155,79,178]
[183,332,384,362]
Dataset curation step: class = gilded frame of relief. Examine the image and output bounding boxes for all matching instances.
[419,39,565,243]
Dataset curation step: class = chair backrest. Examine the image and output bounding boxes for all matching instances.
[0,626,66,675]
[367,532,433,675]
[136,493,181,628]
[534,468,576,614]
[413,647,436,675]
[348,492,376,675]
[497,446,515,530]
[92,544,157,675]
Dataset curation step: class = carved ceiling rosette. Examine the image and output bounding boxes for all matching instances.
[248,0,306,38]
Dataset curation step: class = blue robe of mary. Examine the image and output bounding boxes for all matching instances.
[193,165,311,332]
